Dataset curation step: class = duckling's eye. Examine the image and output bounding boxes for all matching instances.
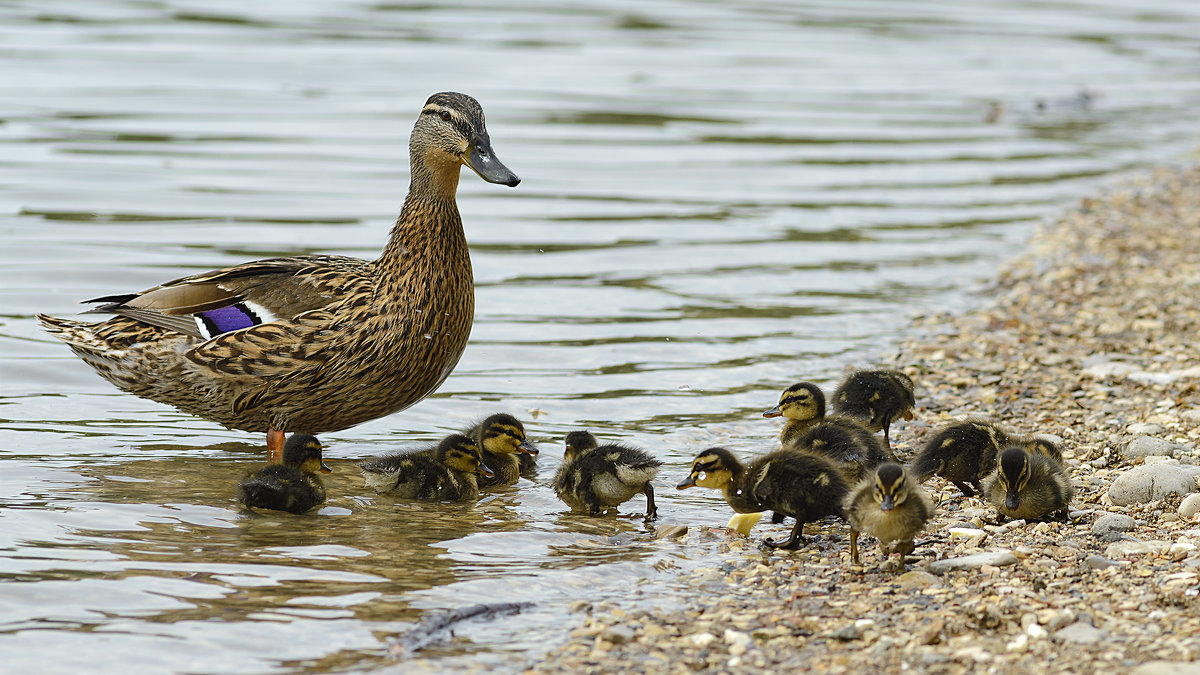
[440,111,452,122]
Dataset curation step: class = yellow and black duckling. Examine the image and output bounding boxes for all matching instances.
[831,368,916,449]
[359,434,493,500]
[237,434,329,514]
[763,382,891,484]
[844,463,933,570]
[911,418,1057,497]
[677,446,848,549]
[553,430,663,519]
[38,92,520,462]
[984,447,1073,522]
[464,413,538,486]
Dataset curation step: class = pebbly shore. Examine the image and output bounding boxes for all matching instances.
[528,166,1200,674]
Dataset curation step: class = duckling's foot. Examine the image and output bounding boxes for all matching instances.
[761,533,805,550]
[643,485,658,521]
[951,481,976,498]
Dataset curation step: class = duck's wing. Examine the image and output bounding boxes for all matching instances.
[83,255,374,339]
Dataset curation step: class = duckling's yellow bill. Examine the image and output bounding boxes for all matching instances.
[726,512,764,536]
[762,405,782,418]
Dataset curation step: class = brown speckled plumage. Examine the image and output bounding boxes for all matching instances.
[37,93,519,448]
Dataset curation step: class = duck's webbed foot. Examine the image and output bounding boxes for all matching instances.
[952,481,975,498]
[762,519,806,550]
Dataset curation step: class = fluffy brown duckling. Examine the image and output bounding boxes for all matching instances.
[831,368,915,449]
[237,434,329,514]
[554,430,662,519]
[911,418,1058,497]
[463,413,538,486]
[677,446,848,549]
[984,447,1073,521]
[764,382,892,484]
[359,434,494,500]
[845,463,933,570]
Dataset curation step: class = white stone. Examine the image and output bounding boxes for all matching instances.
[1179,493,1200,519]
[1123,436,1189,459]
[1054,621,1106,645]
[690,632,717,648]
[1127,423,1165,436]
[1105,540,1171,558]
[928,550,1018,575]
[1108,464,1199,505]
[1092,513,1136,536]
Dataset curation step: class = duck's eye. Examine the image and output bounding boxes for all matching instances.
[440,111,452,122]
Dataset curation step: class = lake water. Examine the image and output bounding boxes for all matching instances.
[3,0,1200,672]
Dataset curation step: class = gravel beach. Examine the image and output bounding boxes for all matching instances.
[529,166,1200,674]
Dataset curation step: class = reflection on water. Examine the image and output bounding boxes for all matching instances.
[4,0,1200,672]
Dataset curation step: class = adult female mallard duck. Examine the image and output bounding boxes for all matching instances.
[763,382,892,483]
[984,447,1073,521]
[37,92,520,461]
[844,463,933,570]
[463,413,538,487]
[677,446,847,549]
[831,368,916,449]
[359,433,493,501]
[554,430,662,519]
[237,434,330,514]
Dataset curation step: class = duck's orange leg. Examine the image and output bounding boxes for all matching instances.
[267,428,287,463]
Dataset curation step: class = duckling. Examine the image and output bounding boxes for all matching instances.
[358,434,494,500]
[984,447,1073,521]
[844,463,933,569]
[831,368,915,449]
[763,382,891,484]
[911,418,1054,497]
[553,430,663,519]
[677,447,848,549]
[464,413,538,486]
[237,434,329,514]
[909,418,1007,497]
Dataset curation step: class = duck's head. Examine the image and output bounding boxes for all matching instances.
[996,447,1031,511]
[871,463,910,512]
[763,382,825,422]
[437,434,494,479]
[282,434,331,474]
[412,92,520,190]
[563,430,598,462]
[479,413,538,457]
[677,447,738,490]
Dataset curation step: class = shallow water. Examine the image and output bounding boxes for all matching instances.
[3,0,1200,671]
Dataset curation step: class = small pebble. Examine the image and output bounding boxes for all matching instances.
[1085,555,1125,570]
[601,625,636,645]
[1054,621,1106,645]
[1092,513,1136,536]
